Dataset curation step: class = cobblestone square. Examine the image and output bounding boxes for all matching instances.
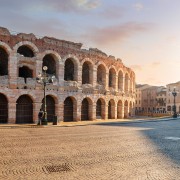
[1,119,180,180]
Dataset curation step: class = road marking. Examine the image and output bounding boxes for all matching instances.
[165,137,180,140]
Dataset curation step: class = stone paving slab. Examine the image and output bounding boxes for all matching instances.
[0,119,180,179]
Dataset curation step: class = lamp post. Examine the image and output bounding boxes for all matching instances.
[36,66,57,125]
[169,87,178,118]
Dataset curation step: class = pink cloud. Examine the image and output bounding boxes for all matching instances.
[84,22,153,46]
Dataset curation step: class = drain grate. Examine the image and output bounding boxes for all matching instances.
[44,164,71,173]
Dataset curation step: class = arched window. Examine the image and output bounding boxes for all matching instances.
[82,62,90,84]
[64,59,74,81]
[118,71,123,90]
[17,45,34,57]
[0,47,8,76]
[125,73,129,92]
[19,66,33,83]
[109,68,116,88]
[97,64,106,86]
[117,100,123,119]
[43,54,56,75]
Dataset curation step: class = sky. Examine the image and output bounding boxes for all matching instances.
[0,0,180,86]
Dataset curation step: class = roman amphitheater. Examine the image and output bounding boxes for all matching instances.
[0,27,135,124]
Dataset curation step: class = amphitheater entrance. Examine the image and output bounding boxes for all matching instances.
[16,95,33,124]
[0,93,8,123]
[81,98,90,121]
[117,100,123,119]
[96,99,105,119]
[108,99,115,119]
[124,100,128,118]
[42,95,55,122]
[64,97,74,122]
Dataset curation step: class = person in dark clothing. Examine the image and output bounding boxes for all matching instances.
[38,109,44,125]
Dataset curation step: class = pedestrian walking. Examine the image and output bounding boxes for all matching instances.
[38,109,44,125]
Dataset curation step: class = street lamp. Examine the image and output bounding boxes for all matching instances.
[36,66,57,125]
[169,87,179,118]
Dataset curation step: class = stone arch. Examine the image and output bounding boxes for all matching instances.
[64,96,77,122]
[63,55,80,82]
[117,100,123,119]
[16,95,33,124]
[109,67,116,88]
[108,99,115,119]
[124,100,128,118]
[81,97,93,121]
[0,42,12,55]
[118,70,124,91]
[13,41,39,55]
[97,64,106,86]
[96,98,105,119]
[0,46,9,76]
[82,61,93,85]
[41,95,56,122]
[0,93,8,123]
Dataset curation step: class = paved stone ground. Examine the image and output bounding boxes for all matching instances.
[0,119,180,180]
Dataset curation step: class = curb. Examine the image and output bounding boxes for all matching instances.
[0,117,179,129]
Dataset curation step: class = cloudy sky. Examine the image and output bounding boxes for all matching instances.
[0,0,180,86]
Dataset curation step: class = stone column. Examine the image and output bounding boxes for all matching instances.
[9,53,18,89]
[76,100,82,121]
[58,61,64,87]
[33,102,42,124]
[114,103,117,119]
[91,101,96,120]
[92,66,97,87]
[8,102,16,124]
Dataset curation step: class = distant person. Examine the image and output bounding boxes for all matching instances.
[38,109,44,125]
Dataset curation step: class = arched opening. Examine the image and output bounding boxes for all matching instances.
[117,100,123,119]
[19,66,33,83]
[17,45,34,57]
[64,58,75,81]
[108,99,115,119]
[0,47,8,76]
[82,62,92,84]
[81,98,90,121]
[96,99,105,119]
[42,95,55,122]
[97,64,106,86]
[118,71,123,91]
[125,73,129,92]
[0,93,8,123]
[109,68,116,88]
[124,100,128,118]
[16,95,33,124]
[43,54,56,75]
[64,97,74,122]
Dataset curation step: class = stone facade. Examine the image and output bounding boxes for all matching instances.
[166,81,180,114]
[0,27,135,124]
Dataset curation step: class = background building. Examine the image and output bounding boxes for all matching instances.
[166,81,180,114]
[135,84,167,116]
[0,27,135,124]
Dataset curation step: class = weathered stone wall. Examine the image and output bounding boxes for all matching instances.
[0,27,136,123]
